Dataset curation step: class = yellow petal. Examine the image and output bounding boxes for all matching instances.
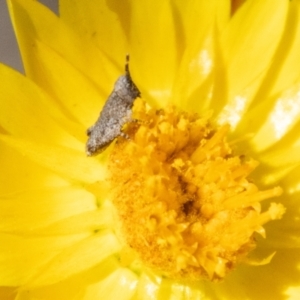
[0,139,69,197]
[83,268,138,300]
[0,64,82,149]
[172,0,230,111]
[222,0,288,99]
[0,233,85,286]
[260,0,300,102]
[132,273,159,300]
[260,146,300,168]
[25,202,114,236]
[59,0,128,65]
[281,165,300,195]
[129,0,178,106]
[25,232,121,287]
[217,249,300,300]
[157,279,208,299]
[25,40,107,127]
[217,0,288,126]
[0,135,105,183]
[230,0,300,149]
[8,0,119,94]
[251,84,300,152]
[0,186,96,234]
[15,257,120,300]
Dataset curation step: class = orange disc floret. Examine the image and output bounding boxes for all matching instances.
[108,99,285,281]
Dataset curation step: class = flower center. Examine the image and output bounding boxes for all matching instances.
[108,98,285,281]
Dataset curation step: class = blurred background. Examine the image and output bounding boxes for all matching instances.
[0,0,58,72]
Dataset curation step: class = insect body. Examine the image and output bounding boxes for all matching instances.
[86,56,141,156]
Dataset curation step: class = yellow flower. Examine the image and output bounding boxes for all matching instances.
[0,0,300,299]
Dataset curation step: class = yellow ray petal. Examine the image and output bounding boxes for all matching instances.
[250,84,300,152]
[220,1,300,145]
[157,279,209,300]
[281,164,300,194]
[83,268,138,300]
[15,257,120,300]
[260,145,300,169]
[25,232,121,287]
[217,0,288,127]
[8,0,119,93]
[0,134,105,183]
[129,0,178,106]
[261,224,300,249]
[132,273,159,300]
[222,0,288,98]
[25,202,114,236]
[0,140,70,197]
[0,64,82,149]
[257,0,300,103]
[25,40,108,127]
[0,186,96,234]
[59,0,128,65]
[216,249,300,300]
[0,233,85,286]
[173,0,229,69]
[172,0,230,111]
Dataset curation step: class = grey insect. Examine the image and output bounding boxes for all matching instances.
[86,56,141,156]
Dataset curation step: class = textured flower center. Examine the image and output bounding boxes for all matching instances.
[108,99,285,281]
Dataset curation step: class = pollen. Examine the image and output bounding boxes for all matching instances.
[108,99,285,281]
